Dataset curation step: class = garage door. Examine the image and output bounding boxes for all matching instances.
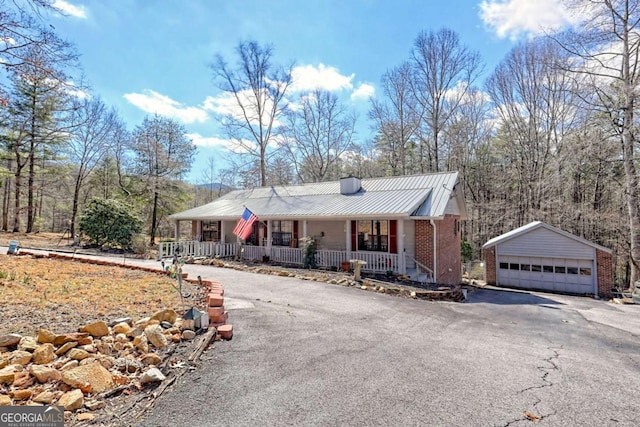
[497,255,594,294]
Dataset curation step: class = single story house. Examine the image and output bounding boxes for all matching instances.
[483,221,614,297]
[164,172,467,285]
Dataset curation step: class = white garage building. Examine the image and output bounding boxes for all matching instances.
[483,221,614,297]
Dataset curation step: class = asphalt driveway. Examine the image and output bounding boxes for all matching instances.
[132,262,640,427]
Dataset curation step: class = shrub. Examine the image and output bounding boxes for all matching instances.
[79,198,143,250]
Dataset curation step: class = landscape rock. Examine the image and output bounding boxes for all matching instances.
[0,365,18,383]
[109,317,132,327]
[60,360,79,371]
[36,329,56,344]
[95,340,112,356]
[144,325,168,349]
[140,353,162,366]
[132,335,149,353]
[0,394,11,405]
[181,330,196,340]
[32,343,55,364]
[84,400,106,410]
[29,365,61,383]
[80,321,110,337]
[151,309,178,324]
[55,341,78,356]
[12,371,34,388]
[10,389,32,400]
[0,356,7,369]
[115,357,144,373]
[0,334,21,347]
[140,367,166,384]
[59,389,84,411]
[53,332,89,347]
[10,350,32,365]
[62,362,114,393]
[68,349,90,361]
[18,336,38,352]
[77,413,95,422]
[112,322,132,335]
[33,390,55,404]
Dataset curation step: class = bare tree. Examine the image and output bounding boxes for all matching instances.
[411,28,483,172]
[369,62,420,175]
[553,0,640,289]
[281,89,356,183]
[65,97,121,237]
[210,40,292,187]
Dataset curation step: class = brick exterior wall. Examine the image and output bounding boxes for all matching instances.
[436,215,462,285]
[414,217,462,286]
[596,249,614,298]
[484,247,496,285]
[414,220,434,273]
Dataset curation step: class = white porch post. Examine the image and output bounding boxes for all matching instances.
[398,219,406,274]
[266,221,272,253]
[196,221,202,241]
[303,220,308,238]
[220,221,226,244]
[174,220,180,242]
[345,219,352,259]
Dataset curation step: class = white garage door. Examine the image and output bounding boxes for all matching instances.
[497,255,594,294]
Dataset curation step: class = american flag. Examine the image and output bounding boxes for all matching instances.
[233,208,258,240]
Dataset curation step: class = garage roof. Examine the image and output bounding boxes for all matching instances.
[169,171,465,221]
[482,221,612,253]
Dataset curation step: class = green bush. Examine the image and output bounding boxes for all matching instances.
[301,237,318,269]
[79,198,143,250]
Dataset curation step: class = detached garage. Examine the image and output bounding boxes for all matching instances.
[483,222,614,298]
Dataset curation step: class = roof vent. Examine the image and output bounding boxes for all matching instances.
[340,175,361,195]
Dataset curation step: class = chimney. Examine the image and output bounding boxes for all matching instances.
[340,175,361,195]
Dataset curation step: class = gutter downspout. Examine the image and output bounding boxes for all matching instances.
[430,219,437,283]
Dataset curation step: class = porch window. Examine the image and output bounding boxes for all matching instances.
[271,220,293,246]
[202,221,219,242]
[357,220,388,252]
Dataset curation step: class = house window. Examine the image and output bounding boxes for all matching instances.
[202,221,219,241]
[357,220,388,252]
[271,220,293,246]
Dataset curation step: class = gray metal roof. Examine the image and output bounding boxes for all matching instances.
[169,171,464,221]
[482,221,612,253]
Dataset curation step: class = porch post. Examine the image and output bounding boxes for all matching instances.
[266,220,272,251]
[398,219,406,274]
[303,220,308,238]
[345,219,352,259]
[196,221,202,241]
[220,221,226,244]
[174,220,180,242]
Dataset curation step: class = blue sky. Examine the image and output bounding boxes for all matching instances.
[47,0,577,183]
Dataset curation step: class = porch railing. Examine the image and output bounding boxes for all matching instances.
[157,241,399,274]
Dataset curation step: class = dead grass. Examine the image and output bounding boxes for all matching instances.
[0,254,204,336]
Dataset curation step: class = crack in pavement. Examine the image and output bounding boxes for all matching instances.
[500,346,561,426]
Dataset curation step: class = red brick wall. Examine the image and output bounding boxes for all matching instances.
[414,220,434,272]
[596,249,614,298]
[414,217,462,286]
[436,215,462,285]
[484,247,496,285]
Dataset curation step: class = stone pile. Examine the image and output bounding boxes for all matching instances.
[0,309,206,417]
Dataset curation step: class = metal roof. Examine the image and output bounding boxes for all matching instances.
[169,171,464,221]
[482,221,612,253]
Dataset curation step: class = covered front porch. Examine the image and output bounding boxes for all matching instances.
[157,240,434,282]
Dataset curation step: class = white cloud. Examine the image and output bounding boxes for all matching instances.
[124,89,209,124]
[350,83,375,101]
[203,90,283,127]
[53,0,87,19]
[290,64,354,92]
[186,133,257,154]
[479,0,579,39]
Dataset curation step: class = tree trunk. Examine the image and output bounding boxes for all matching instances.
[70,171,83,238]
[150,190,159,246]
[26,144,35,233]
[13,171,21,232]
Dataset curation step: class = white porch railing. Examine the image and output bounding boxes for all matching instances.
[157,241,239,260]
[157,241,399,274]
